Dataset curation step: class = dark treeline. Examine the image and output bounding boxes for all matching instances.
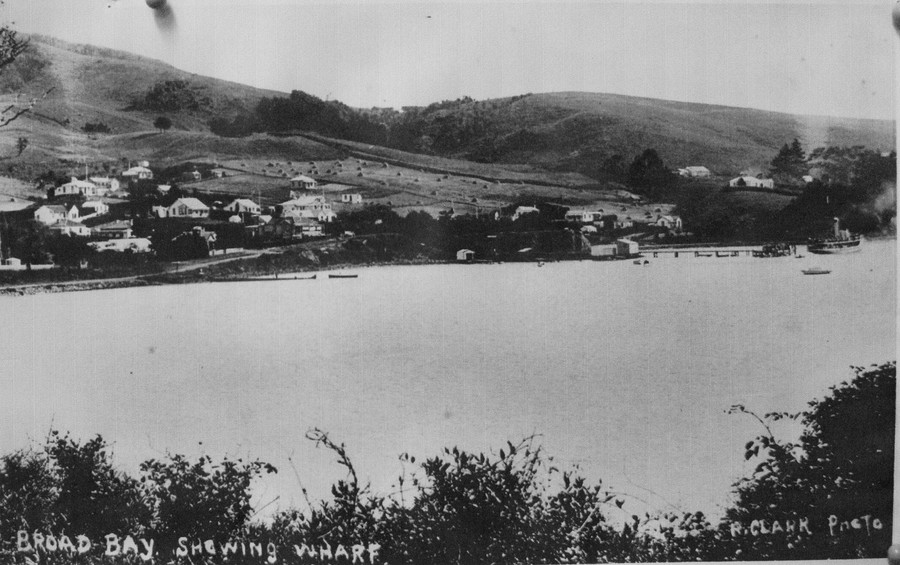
[0,362,893,563]
[207,91,531,162]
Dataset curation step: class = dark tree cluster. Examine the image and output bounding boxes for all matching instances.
[0,363,893,563]
[138,79,209,113]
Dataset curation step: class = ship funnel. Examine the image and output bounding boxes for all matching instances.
[833,217,840,238]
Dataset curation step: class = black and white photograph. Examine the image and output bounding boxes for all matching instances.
[0,1,896,562]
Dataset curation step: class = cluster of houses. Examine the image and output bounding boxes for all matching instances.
[677,164,781,189]
[556,206,683,232]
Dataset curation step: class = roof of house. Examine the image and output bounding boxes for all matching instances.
[280,195,325,207]
[169,197,209,210]
[61,177,97,188]
[89,176,116,183]
[50,219,86,228]
[93,220,133,230]
[229,198,259,208]
[122,166,152,176]
[82,200,106,207]
[684,166,710,172]
[290,175,316,183]
[38,204,68,215]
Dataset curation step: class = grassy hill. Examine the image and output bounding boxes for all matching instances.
[3,35,893,179]
[385,92,894,178]
[0,34,892,232]
[2,35,285,134]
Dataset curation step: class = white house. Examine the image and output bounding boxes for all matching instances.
[89,177,119,194]
[729,176,774,189]
[802,175,815,183]
[564,210,593,223]
[34,204,78,225]
[512,206,539,221]
[167,197,210,218]
[56,177,99,197]
[92,220,134,239]
[678,166,711,178]
[289,175,317,190]
[49,219,91,237]
[341,193,363,204]
[121,166,154,181]
[224,198,261,215]
[279,195,335,221]
[80,200,109,218]
[655,215,683,231]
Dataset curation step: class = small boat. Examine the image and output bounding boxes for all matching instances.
[633,259,642,265]
[328,273,358,279]
[802,267,831,275]
[537,261,545,267]
[695,252,713,257]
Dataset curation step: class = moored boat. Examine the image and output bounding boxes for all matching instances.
[329,273,358,279]
[807,218,861,254]
[802,267,831,275]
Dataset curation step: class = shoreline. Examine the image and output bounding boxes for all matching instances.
[2,234,894,297]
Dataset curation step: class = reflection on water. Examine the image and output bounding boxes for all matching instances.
[0,240,895,519]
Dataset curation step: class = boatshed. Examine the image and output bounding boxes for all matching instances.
[590,244,616,258]
[616,238,639,257]
[456,249,475,262]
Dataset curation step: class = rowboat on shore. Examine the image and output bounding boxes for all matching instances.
[328,274,358,279]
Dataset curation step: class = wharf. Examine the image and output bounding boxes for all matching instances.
[641,246,760,258]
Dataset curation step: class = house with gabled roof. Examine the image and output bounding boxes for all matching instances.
[678,166,711,178]
[55,177,99,197]
[89,177,120,194]
[121,166,153,181]
[289,175,317,190]
[48,219,91,237]
[92,220,134,239]
[167,197,210,219]
[34,204,79,225]
[224,198,261,215]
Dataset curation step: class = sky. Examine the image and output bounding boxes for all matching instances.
[1,0,896,120]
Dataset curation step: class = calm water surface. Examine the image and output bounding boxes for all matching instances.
[1,239,895,519]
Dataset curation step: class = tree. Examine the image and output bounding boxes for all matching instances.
[724,362,895,560]
[140,453,276,551]
[627,148,677,198]
[770,138,806,180]
[153,115,172,132]
[0,24,34,128]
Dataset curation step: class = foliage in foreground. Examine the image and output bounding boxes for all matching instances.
[0,362,893,563]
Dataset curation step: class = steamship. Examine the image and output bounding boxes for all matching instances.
[807,218,861,254]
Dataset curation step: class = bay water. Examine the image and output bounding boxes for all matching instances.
[1,239,895,520]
